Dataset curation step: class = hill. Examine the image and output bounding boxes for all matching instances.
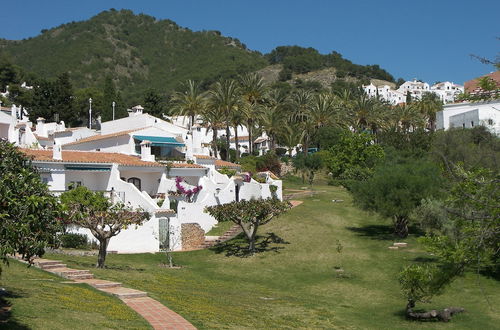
[0,10,396,104]
[0,9,267,102]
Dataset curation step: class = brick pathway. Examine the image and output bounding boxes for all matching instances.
[13,256,196,329]
[289,200,303,208]
[123,297,196,330]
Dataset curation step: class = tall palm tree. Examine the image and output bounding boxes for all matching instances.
[260,89,288,151]
[289,89,313,155]
[170,80,206,129]
[416,92,442,131]
[200,106,224,157]
[208,80,241,160]
[239,73,267,155]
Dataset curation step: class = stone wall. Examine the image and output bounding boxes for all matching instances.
[280,162,295,176]
[181,223,205,250]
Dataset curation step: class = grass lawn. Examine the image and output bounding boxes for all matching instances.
[0,260,150,329]
[45,183,499,329]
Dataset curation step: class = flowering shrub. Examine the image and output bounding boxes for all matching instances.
[175,177,202,202]
[242,172,252,183]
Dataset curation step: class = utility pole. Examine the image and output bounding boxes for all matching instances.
[89,98,92,129]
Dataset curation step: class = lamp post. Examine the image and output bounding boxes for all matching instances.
[112,101,116,121]
[89,98,92,129]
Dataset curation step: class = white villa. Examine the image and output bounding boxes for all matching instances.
[1,104,283,253]
[363,79,464,105]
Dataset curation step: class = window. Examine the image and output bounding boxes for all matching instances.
[128,177,141,191]
[488,119,494,125]
[471,121,474,127]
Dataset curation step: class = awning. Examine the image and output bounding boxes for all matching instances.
[65,166,111,171]
[133,135,185,147]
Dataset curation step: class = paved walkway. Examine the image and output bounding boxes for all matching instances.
[14,256,196,330]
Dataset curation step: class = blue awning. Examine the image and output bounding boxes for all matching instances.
[65,166,111,171]
[133,135,185,147]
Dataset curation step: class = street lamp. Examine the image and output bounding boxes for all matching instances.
[89,98,92,129]
[112,101,116,121]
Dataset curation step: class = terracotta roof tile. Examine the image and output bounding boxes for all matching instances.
[20,149,164,167]
[63,128,142,146]
[168,162,207,169]
[230,136,249,142]
[215,159,241,169]
[464,71,500,93]
[194,154,216,160]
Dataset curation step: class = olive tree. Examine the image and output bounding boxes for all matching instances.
[60,186,149,268]
[0,140,61,274]
[350,158,443,237]
[205,199,291,254]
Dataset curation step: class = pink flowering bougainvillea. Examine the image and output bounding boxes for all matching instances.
[175,177,202,202]
[242,172,252,183]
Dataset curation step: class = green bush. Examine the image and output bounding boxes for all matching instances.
[60,233,88,249]
[256,152,281,176]
[276,147,287,156]
[218,166,237,177]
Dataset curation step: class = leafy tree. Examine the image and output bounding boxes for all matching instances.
[205,199,291,254]
[0,141,61,274]
[323,130,384,181]
[430,126,500,174]
[293,153,323,185]
[143,88,165,117]
[399,167,498,321]
[350,158,443,237]
[60,186,149,268]
[0,55,19,92]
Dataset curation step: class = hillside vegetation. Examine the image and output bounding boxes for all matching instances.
[0,9,396,105]
[0,9,267,102]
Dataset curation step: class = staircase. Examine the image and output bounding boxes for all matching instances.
[196,225,243,249]
[15,257,148,298]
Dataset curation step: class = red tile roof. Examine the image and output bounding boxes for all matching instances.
[21,149,164,167]
[215,159,241,169]
[464,71,500,93]
[194,154,216,160]
[168,162,207,169]
[230,136,249,142]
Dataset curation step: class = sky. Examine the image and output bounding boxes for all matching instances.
[1,0,498,84]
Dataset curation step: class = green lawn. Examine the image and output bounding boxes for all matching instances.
[0,260,150,329]
[43,183,500,329]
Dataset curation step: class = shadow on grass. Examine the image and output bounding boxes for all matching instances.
[346,225,395,240]
[346,224,424,241]
[210,232,290,258]
[0,292,30,330]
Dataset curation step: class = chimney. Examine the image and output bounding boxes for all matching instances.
[140,140,154,162]
[36,117,47,137]
[53,141,62,161]
[128,105,144,117]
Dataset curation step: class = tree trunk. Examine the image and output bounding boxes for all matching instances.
[96,238,109,268]
[303,140,309,155]
[406,300,464,322]
[247,120,253,155]
[394,216,409,238]
[212,128,218,158]
[225,123,231,161]
[234,125,239,161]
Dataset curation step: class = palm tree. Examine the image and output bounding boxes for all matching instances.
[239,73,267,155]
[208,80,241,160]
[350,94,385,133]
[416,92,442,131]
[170,80,206,129]
[289,89,313,155]
[200,106,224,157]
[260,89,288,151]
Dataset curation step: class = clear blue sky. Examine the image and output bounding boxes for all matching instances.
[1,0,498,84]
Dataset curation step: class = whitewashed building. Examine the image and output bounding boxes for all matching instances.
[436,100,500,135]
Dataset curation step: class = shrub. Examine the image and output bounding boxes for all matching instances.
[276,147,287,156]
[256,152,281,176]
[60,233,88,249]
[218,166,237,177]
